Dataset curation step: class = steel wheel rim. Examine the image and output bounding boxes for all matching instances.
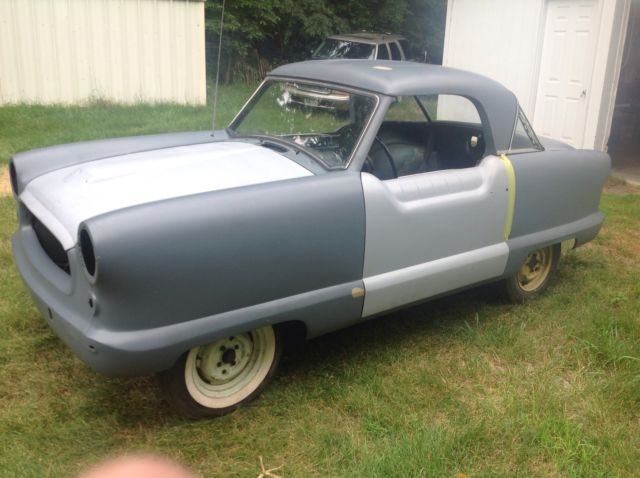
[517,247,553,292]
[185,326,276,409]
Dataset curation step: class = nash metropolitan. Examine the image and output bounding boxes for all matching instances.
[10,61,610,418]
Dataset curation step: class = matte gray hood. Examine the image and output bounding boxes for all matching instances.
[20,141,312,250]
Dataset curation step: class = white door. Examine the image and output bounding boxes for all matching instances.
[533,0,601,147]
[360,157,510,318]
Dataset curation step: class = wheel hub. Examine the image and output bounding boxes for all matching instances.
[221,348,236,365]
[196,335,253,383]
[525,254,540,272]
[182,326,278,410]
[517,247,553,292]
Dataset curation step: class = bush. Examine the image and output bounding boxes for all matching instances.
[205,0,447,83]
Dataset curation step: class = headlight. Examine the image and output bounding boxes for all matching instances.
[9,160,18,196]
[79,227,97,280]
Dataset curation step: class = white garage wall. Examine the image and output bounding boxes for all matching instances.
[0,0,206,105]
[590,0,631,150]
[443,0,631,151]
[442,0,545,118]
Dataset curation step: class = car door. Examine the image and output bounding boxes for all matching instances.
[360,95,512,317]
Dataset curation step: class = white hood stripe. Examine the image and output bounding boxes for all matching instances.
[21,141,313,250]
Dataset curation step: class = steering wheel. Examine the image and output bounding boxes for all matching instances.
[366,136,398,179]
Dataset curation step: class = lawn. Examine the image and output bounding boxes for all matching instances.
[0,83,256,167]
[0,94,639,477]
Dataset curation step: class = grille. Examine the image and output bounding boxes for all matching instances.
[30,212,70,274]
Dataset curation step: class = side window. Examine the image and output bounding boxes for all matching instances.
[376,44,390,60]
[384,97,428,122]
[509,108,543,152]
[398,39,410,58]
[417,94,481,124]
[389,42,402,60]
[364,95,486,181]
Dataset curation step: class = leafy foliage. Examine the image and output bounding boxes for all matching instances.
[205,0,447,82]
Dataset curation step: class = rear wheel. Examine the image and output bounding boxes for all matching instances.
[502,244,561,302]
[158,325,282,418]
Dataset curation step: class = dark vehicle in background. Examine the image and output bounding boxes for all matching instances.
[312,32,411,61]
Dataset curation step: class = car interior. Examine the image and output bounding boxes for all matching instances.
[362,95,487,180]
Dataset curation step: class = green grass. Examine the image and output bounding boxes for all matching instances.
[0,98,639,477]
[0,83,256,165]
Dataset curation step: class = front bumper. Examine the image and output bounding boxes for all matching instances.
[11,222,184,376]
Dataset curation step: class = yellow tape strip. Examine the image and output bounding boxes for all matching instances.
[500,154,516,241]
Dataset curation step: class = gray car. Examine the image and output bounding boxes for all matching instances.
[9,60,610,418]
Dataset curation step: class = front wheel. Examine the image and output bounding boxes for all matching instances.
[158,325,282,418]
[501,244,561,302]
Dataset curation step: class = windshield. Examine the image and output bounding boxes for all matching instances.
[230,80,377,169]
[312,39,375,59]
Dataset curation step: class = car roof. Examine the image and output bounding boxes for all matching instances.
[269,60,518,154]
[327,32,406,44]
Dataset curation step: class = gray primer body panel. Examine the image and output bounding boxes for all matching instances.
[503,147,610,275]
[12,172,366,375]
[509,148,609,239]
[11,130,227,194]
[360,156,510,316]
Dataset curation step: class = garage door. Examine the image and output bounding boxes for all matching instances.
[533,0,601,148]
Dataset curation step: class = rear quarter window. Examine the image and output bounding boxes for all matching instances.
[509,108,543,152]
[389,42,402,60]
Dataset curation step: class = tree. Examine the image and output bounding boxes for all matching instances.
[205,0,447,82]
[205,0,280,82]
[403,0,447,64]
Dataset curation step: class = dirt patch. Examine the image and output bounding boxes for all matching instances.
[604,177,640,196]
[609,229,640,265]
[0,166,11,197]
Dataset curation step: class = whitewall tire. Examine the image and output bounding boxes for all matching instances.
[158,326,282,418]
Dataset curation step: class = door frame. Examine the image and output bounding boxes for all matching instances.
[530,0,631,151]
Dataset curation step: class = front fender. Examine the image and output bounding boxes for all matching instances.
[80,172,366,367]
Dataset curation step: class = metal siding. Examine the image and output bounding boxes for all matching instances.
[0,0,206,105]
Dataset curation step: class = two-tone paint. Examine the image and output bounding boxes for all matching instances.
[10,60,610,376]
